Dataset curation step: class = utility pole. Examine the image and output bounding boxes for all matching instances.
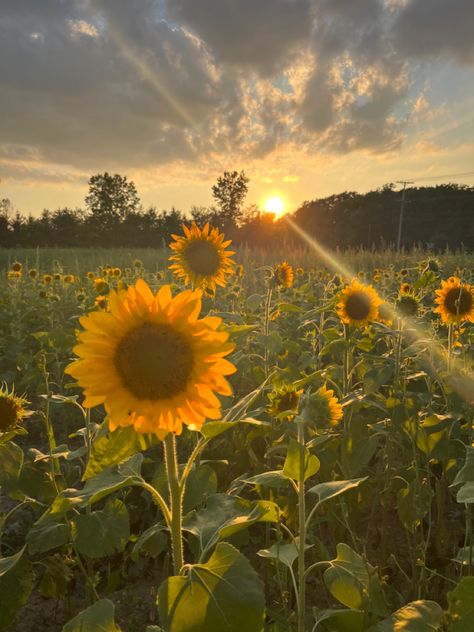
[396,180,413,251]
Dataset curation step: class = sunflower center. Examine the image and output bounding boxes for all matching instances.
[184,240,220,276]
[345,292,371,320]
[444,287,473,316]
[114,323,194,400]
[0,397,19,431]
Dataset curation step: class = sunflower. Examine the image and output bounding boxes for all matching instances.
[273,262,294,289]
[337,280,381,327]
[268,384,303,421]
[434,277,474,325]
[64,274,75,284]
[28,268,38,279]
[11,261,22,272]
[169,222,235,292]
[396,293,419,318]
[0,384,31,432]
[400,283,411,294]
[302,385,343,427]
[94,278,109,294]
[66,280,236,438]
[94,295,108,310]
[87,271,95,280]
[43,274,53,284]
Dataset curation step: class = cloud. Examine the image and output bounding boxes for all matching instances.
[393,0,474,66]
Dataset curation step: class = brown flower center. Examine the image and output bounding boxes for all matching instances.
[184,240,220,276]
[114,323,194,400]
[345,291,371,320]
[444,287,473,316]
[0,397,20,431]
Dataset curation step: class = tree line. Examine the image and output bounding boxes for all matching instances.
[1,172,473,250]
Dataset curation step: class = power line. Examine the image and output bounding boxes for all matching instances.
[407,170,474,183]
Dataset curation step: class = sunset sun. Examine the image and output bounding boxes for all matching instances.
[263,195,286,218]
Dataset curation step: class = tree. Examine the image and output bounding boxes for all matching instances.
[85,173,141,222]
[211,170,249,227]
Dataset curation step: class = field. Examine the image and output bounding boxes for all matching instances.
[0,242,473,632]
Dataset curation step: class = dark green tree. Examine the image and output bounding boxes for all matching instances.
[85,173,141,222]
[211,170,249,227]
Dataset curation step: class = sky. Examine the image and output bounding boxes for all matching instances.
[1,0,474,216]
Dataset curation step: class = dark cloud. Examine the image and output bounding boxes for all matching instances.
[164,0,312,76]
[0,0,473,180]
[393,0,474,66]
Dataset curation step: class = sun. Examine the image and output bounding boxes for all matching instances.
[263,195,286,218]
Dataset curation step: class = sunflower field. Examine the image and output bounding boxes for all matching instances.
[0,230,474,632]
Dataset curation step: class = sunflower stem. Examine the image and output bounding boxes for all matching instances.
[263,286,273,377]
[447,324,453,372]
[164,433,184,575]
[297,419,306,632]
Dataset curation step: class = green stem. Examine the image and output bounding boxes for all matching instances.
[297,420,306,632]
[164,434,184,575]
[343,324,350,396]
[447,324,453,373]
[263,286,273,377]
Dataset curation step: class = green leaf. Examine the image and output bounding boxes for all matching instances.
[158,542,265,632]
[369,600,443,631]
[283,438,320,481]
[247,294,264,312]
[257,539,311,570]
[314,608,365,632]
[448,577,474,620]
[452,446,474,486]
[308,478,367,507]
[243,470,290,489]
[200,421,234,440]
[277,302,304,313]
[27,516,70,555]
[132,524,168,560]
[63,598,121,632]
[324,544,388,617]
[57,453,143,510]
[84,424,158,480]
[0,548,33,630]
[457,481,474,503]
[39,554,73,598]
[397,480,434,531]
[73,499,130,558]
[0,441,23,489]
[183,493,279,559]
[183,464,217,513]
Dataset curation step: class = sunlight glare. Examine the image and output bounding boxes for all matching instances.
[264,195,286,218]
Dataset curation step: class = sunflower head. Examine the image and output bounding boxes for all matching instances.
[87,271,95,280]
[434,277,474,325]
[11,261,22,272]
[7,271,21,281]
[296,267,304,276]
[268,384,303,421]
[66,280,236,438]
[169,222,235,292]
[396,293,419,318]
[113,267,122,278]
[53,273,62,282]
[43,274,52,284]
[76,290,86,303]
[337,280,381,327]
[0,385,30,432]
[273,261,294,289]
[401,268,408,277]
[28,268,38,279]
[133,259,143,269]
[95,295,108,310]
[94,278,109,294]
[301,385,343,428]
[400,283,411,294]
[64,274,75,284]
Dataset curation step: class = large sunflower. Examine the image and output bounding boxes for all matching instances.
[337,280,381,327]
[66,280,236,438]
[434,276,474,325]
[273,261,294,289]
[169,222,235,292]
[0,384,31,432]
[302,385,343,427]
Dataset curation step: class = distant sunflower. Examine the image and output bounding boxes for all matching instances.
[273,261,294,289]
[0,384,31,432]
[66,280,236,438]
[169,222,235,292]
[11,262,22,272]
[302,385,343,427]
[268,384,303,421]
[434,277,474,325]
[337,280,381,327]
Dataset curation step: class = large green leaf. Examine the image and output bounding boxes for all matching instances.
[308,478,368,507]
[257,539,311,570]
[452,446,474,486]
[27,516,70,555]
[132,524,168,560]
[57,453,144,510]
[369,600,443,631]
[324,544,388,618]
[183,493,279,559]
[457,481,474,504]
[0,441,23,490]
[84,424,158,480]
[282,438,320,481]
[242,470,290,489]
[447,576,474,631]
[39,554,73,598]
[183,464,217,513]
[73,499,130,558]
[200,421,234,440]
[158,543,265,632]
[314,608,365,632]
[0,547,34,630]
[63,598,121,632]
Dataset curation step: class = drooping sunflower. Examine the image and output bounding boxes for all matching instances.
[273,262,294,289]
[169,222,235,292]
[66,280,236,438]
[0,384,31,432]
[268,384,303,421]
[337,280,381,327]
[434,277,474,325]
[302,385,343,427]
